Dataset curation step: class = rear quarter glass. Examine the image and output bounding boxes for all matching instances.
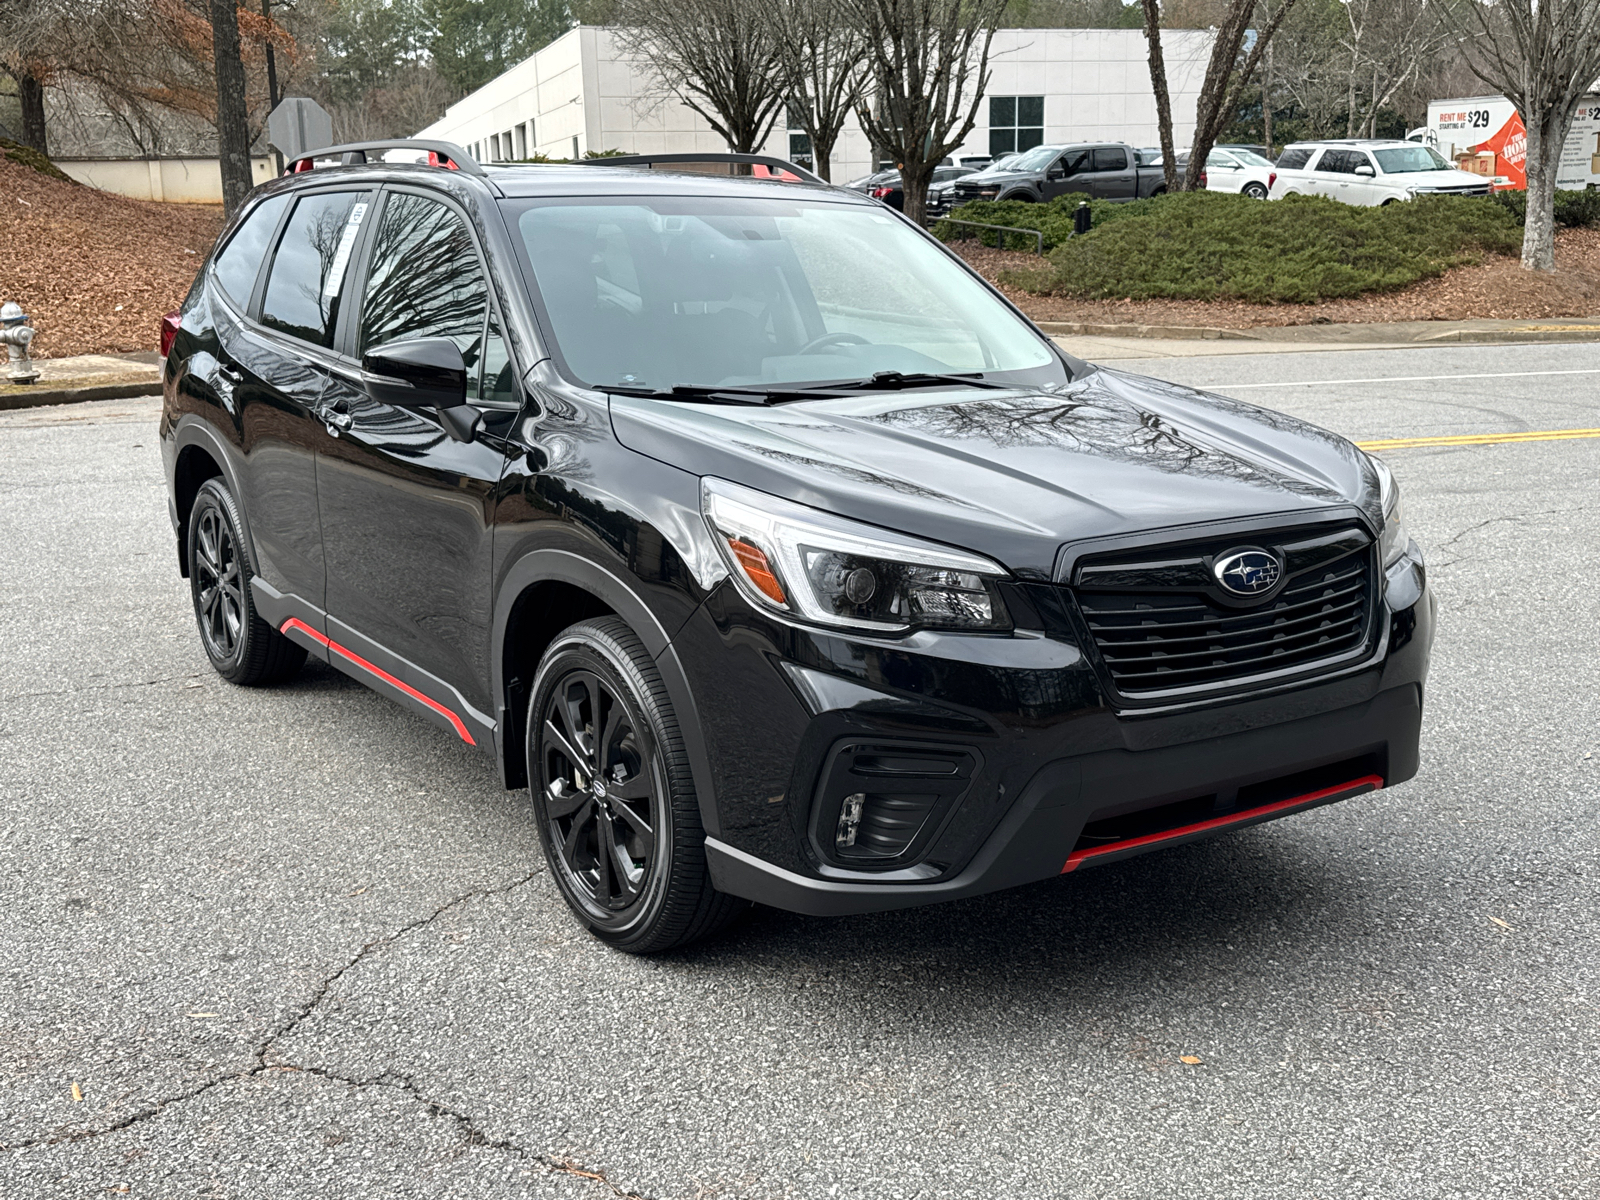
[211,192,292,309]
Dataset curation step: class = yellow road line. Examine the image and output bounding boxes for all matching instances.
[1357,428,1600,451]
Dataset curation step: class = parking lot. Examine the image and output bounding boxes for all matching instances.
[2,339,1596,1199]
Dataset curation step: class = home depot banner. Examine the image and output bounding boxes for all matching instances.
[1429,95,1600,190]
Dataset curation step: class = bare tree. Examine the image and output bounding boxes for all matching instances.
[1181,0,1299,189]
[1138,0,1178,190]
[845,0,1008,223]
[1449,0,1600,270]
[768,0,868,182]
[210,0,252,213]
[612,0,787,153]
[1339,0,1454,138]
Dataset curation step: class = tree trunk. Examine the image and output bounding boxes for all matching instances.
[17,72,47,156]
[1522,112,1561,271]
[1263,42,1273,154]
[211,0,254,215]
[811,127,837,183]
[1139,0,1177,191]
[901,163,934,225]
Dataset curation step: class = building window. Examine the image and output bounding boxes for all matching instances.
[515,124,528,159]
[788,130,813,169]
[989,96,1044,157]
[571,135,580,161]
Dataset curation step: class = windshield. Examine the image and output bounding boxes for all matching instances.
[1002,145,1063,173]
[1373,146,1452,173]
[510,196,1058,391]
[1229,149,1275,168]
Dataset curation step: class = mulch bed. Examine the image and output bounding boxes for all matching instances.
[0,153,224,359]
[951,229,1600,327]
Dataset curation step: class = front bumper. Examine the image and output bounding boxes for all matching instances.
[671,550,1434,916]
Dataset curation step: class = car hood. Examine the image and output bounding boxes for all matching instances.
[1386,168,1488,187]
[957,169,1033,186]
[609,369,1380,580]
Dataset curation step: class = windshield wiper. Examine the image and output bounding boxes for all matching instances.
[803,370,1008,393]
[594,383,842,405]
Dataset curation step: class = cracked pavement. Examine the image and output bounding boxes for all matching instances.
[2,340,1597,1198]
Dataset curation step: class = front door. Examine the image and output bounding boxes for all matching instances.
[1042,148,1092,201]
[315,187,518,746]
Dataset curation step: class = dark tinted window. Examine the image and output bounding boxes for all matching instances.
[260,191,369,347]
[359,192,489,393]
[1057,149,1091,176]
[1316,149,1356,174]
[212,193,290,309]
[1092,147,1128,172]
[1276,147,1313,170]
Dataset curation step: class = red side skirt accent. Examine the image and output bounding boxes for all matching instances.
[280,618,476,746]
[1061,774,1384,874]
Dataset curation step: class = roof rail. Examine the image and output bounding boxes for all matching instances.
[583,152,825,185]
[284,139,485,177]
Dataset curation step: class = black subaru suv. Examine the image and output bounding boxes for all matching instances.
[161,141,1433,953]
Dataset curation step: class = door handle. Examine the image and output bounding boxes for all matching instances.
[324,409,353,431]
[217,365,244,386]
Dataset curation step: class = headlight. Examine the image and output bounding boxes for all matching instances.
[702,478,1011,633]
[1367,453,1410,566]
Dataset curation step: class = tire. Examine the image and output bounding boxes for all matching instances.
[1150,186,1167,196]
[1243,182,1269,199]
[527,617,746,953]
[999,192,1035,202]
[187,478,307,686]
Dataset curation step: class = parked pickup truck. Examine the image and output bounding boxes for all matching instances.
[943,142,1167,209]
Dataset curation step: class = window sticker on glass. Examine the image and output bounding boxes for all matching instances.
[323,202,369,299]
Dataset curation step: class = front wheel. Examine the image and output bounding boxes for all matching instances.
[1243,182,1269,199]
[528,617,745,953]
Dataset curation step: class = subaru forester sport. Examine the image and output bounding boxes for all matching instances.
[160,141,1434,952]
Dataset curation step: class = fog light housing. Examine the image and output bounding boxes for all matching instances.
[836,793,866,848]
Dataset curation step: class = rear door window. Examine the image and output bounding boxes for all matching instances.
[1092,147,1128,172]
[1276,147,1314,170]
[211,192,290,310]
[259,190,370,347]
[1316,150,1355,174]
[359,191,493,398]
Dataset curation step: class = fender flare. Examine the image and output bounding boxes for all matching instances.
[491,549,721,837]
[170,413,252,565]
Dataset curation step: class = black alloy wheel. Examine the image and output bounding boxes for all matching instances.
[541,667,659,912]
[187,478,306,685]
[528,617,745,952]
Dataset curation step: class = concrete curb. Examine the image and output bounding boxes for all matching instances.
[1414,327,1600,344]
[0,379,163,412]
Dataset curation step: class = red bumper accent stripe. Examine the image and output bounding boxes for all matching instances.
[279,618,475,746]
[1061,774,1384,874]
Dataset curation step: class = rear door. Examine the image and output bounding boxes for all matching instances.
[313,186,520,747]
[1089,146,1136,199]
[217,186,373,635]
[1309,149,1356,200]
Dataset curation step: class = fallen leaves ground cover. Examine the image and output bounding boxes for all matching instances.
[0,154,224,359]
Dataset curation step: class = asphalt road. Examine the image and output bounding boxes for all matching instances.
[2,341,1596,1199]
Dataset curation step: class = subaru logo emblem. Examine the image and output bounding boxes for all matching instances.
[1213,549,1281,596]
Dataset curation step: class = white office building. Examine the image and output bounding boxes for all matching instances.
[415,26,1214,180]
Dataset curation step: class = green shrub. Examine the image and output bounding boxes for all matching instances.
[0,137,74,183]
[1489,187,1600,228]
[932,194,1146,252]
[1002,190,1522,304]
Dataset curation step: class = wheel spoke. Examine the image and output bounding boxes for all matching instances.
[199,584,220,619]
[607,826,641,901]
[610,771,651,801]
[559,798,595,872]
[545,779,588,819]
[598,695,627,765]
[611,800,655,859]
[543,718,588,780]
[560,677,599,768]
[593,806,616,901]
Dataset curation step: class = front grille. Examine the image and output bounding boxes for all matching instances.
[1069,525,1378,698]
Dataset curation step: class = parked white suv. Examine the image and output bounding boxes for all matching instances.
[1271,139,1490,205]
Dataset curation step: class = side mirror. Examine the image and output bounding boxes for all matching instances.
[361,337,481,443]
[1354,163,1375,177]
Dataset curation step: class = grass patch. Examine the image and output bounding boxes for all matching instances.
[970,190,1521,304]
[0,138,74,184]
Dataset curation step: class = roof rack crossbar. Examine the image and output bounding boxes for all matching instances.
[583,152,824,185]
[285,139,485,177]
